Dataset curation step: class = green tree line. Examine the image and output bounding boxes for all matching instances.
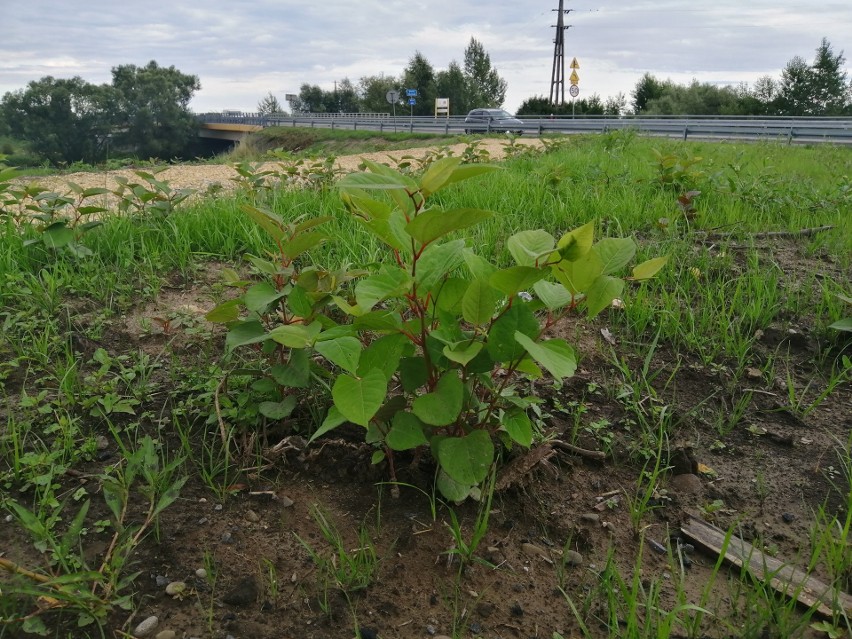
[518,38,851,117]
[0,61,200,165]
[289,37,507,118]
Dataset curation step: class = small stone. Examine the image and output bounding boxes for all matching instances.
[782,512,795,524]
[154,631,176,639]
[357,628,377,639]
[197,517,208,525]
[132,615,159,637]
[521,542,551,562]
[214,504,223,511]
[96,435,110,450]
[510,602,524,617]
[155,575,169,587]
[469,621,482,634]
[580,513,600,523]
[425,625,437,635]
[245,509,260,523]
[668,473,704,496]
[195,568,207,579]
[4,514,13,523]
[220,531,233,544]
[223,576,258,606]
[165,581,186,596]
[278,494,295,508]
[475,601,495,618]
[679,543,695,555]
[565,550,583,566]
[198,497,207,503]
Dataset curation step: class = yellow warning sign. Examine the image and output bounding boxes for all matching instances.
[569,70,580,84]
[570,57,580,69]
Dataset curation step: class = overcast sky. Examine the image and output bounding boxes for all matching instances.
[2,1,850,114]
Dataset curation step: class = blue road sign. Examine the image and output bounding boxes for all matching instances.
[408,98,416,105]
[406,89,418,97]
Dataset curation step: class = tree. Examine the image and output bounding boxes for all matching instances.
[776,55,814,115]
[402,52,437,116]
[604,92,627,116]
[463,37,507,108]
[631,73,665,114]
[776,39,851,115]
[111,61,200,159]
[358,74,400,113]
[436,61,468,116]
[257,92,284,115]
[334,78,360,113]
[1,76,116,164]
[297,84,326,113]
[752,75,778,105]
[809,38,850,114]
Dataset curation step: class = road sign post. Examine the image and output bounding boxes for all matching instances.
[435,97,449,118]
[386,90,400,131]
[568,60,580,118]
[405,89,418,119]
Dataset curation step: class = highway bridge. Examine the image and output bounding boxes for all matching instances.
[197,112,852,145]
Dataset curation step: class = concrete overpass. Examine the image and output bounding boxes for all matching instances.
[197,122,262,142]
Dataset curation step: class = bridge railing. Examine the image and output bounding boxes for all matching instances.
[195,112,852,144]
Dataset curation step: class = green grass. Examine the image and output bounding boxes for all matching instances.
[1,133,850,638]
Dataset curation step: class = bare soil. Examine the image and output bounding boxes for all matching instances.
[3,142,851,639]
[16,138,544,204]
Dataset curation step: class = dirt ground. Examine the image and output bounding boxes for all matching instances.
[3,141,851,639]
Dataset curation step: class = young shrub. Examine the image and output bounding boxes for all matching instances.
[208,159,666,501]
[205,205,361,437]
[319,157,667,500]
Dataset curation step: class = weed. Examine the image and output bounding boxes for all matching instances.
[443,468,496,568]
[0,435,187,634]
[296,504,380,594]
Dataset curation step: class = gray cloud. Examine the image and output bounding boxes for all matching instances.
[1,1,849,113]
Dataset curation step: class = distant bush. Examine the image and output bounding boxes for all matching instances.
[4,153,40,168]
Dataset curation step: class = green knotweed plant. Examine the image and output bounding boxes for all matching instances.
[113,168,195,217]
[829,291,852,332]
[1,163,107,257]
[318,157,667,500]
[206,205,361,443]
[651,148,705,192]
[270,151,343,191]
[209,158,665,500]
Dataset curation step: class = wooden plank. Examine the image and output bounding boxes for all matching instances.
[680,513,852,618]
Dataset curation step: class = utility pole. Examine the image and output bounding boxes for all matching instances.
[549,0,572,106]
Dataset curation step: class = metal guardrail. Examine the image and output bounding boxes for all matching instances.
[195,113,852,144]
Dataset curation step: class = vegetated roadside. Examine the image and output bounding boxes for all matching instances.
[237,126,464,158]
[9,133,541,211]
[0,133,850,639]
[4,127,468,178]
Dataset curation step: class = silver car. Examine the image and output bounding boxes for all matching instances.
[463,108,525,135]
